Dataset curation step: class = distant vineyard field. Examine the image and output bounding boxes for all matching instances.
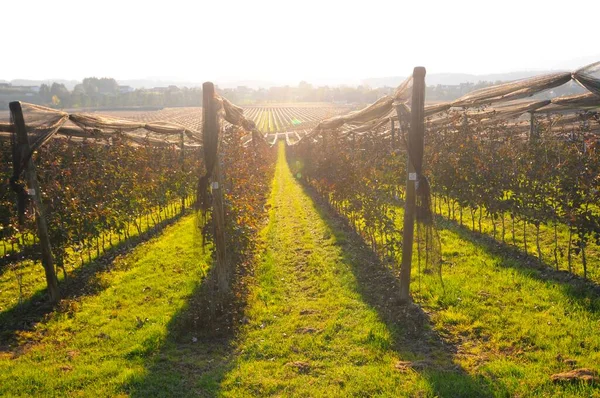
[0,104,353,136]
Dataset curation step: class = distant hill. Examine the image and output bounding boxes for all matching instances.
[117,79,202,89]
[213,80,280,89]
[362,71,557,88]
[361,54,600,88]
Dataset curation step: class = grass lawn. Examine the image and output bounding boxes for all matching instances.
[0,143,598,397]
[0,214,211,397]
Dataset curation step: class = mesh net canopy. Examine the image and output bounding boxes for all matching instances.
[0,103,204,149]
[308,61,600,139]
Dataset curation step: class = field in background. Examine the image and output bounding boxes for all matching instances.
[66,103,353,134]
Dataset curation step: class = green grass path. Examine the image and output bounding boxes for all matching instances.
[218,144,442,396]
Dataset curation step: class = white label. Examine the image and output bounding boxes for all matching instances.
[27,188,35,196]
[212,181,219,189]
[409,173,417,181]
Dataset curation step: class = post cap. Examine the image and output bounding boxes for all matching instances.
[413,67,426,78]
[202,82,215,93]
[8,101,23,113]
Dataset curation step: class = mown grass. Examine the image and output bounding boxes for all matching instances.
[0,214,211,397]
[297,147,600,396]
[411,216,600,397]
[0,143,598,397]
[431,197,600,283]
[0,197,192,320]
[128,145,600,397]
[217,143,434,396]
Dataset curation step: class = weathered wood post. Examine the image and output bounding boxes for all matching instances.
[180,131,186,213]
[203,82,228,295]
[397,67,426,303]
[10,101,60,302]
[529,112,537,140]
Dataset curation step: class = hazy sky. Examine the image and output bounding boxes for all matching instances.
[4,0,599,83]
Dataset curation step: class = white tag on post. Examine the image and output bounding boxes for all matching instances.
[27,188,35,196]
[212,181,219,190]
[409,173,417,181]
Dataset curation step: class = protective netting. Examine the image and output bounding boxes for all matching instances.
[220,97,257,132]
[310,61,600,138]
[3,102,208,224]
[310,76,413,136]
[452,73,572,107]
[573,61,600,97]
[403,128,444,286]
[0,103,204,149]
[415,176,443,286]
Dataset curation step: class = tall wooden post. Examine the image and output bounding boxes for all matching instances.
[10,101,60,302]
[203,82,228,294]
[397,67,426,303]
[180,131,185,213]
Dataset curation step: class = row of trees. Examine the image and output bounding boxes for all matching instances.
[289,113,600,281]
[37,79,394,109]
[2,76,589,111]
[0,137,201,273]
[1,121,277,314]
[37,78,203,109]
[428,114,600,277]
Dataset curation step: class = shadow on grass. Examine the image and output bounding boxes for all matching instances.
[438,216,600,314]
[122,267,241,397]
[123,233,253,397]
[0,210,188,348]
[298,180,498,398]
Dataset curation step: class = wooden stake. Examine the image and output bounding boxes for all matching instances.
[529,112,537,140]
[10,101,60,302]
[180,131,185,213]
[203,82,228,295]
[397,67,426,303]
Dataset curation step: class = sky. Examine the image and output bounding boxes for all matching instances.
[3,0,599,85]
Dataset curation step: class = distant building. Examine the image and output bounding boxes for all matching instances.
[119,85,134,93]
[0,85,40,93]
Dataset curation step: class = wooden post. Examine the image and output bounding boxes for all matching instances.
[203,82,228,295]
[397,67,426,303]
[529,112,536,140]
[10,101,60,302]
[180,131,185,213]
[391,119,395,147]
